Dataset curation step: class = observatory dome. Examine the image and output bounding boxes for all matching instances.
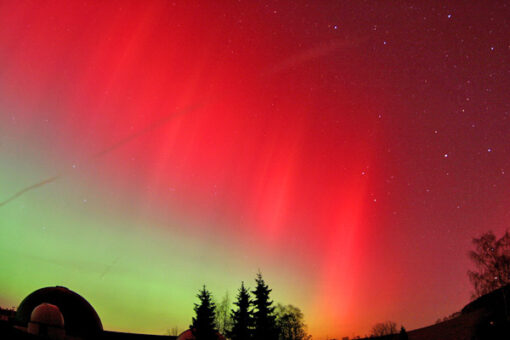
[177,329,226,340]
[16,286,103,338]
[30,303,64,327]
[27,303,65,340]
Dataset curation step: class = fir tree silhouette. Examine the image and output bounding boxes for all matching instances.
[191,285,218,340]
[399,326,409,340]
[252,272,278,340]
[229,282,253,340]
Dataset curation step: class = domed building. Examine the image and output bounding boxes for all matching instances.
[176,329,194,340]
[16,286,103,339]
[27,303,65,340]
[177,329,226,340]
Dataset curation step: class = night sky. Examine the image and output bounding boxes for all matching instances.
[0,1,509,339]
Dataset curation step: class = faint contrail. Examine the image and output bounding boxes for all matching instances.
[100,256,120,279]
[91,104,200,159]
[0,175,62,207]
[0,104,201,207]
[262,37,365,76]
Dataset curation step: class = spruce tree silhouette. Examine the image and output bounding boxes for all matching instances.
[229,282,253,340]
[252,272,278,340]
[399,326,408,340]
[191,286,218,340]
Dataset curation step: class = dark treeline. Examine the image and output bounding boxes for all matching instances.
[188,272,311,340]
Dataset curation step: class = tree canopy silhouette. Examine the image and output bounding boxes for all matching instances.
[191,285,218,340]
[467,230,510,298]
[252,272,278,340]
[215,292,233,336]
[275,304,311,340]
[229,282,253,340]
[370,321,397,337]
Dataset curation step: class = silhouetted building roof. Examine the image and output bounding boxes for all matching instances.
[0,320,40,339]
[177,329,226,340]
[16,286,103,338]
[102,330,176,339]
[0,307,16,322]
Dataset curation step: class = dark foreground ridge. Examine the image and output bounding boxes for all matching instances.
[358,284,510,340]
